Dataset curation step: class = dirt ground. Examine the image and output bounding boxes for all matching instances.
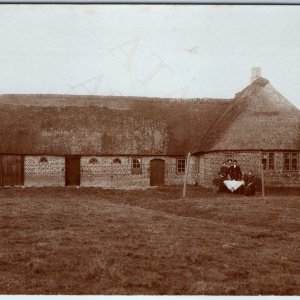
[0,185,299,295]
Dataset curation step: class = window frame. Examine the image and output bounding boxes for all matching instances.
[283,152,299,171]
[131,157,142,175]
[88,157,98,164]
[176,158,186,175]
[39,156,48,163]
[113,158,122,164]
[261,152,275,171]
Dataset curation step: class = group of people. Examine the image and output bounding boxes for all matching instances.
[215,159,256,196]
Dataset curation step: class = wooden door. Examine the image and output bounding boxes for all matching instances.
[150,159,165,186]
[65,156,81,186]
[1,155,23,186]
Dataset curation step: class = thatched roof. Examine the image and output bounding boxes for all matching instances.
[0,95,230,156]
[195,77,300,153]
[1,77,298,156]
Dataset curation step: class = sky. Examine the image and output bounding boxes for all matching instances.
[0,5,300,109]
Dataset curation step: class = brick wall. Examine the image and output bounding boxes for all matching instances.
[164,155,197,186]
[265,152,300,187]
[198,151,300,187]
[24,156,65,186]
[23,155,197,187]
[80,156,147,187]
[23,153,300,188]
[81,156,197,188]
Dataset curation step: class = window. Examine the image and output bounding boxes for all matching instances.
[131,158,142,174]
[284,153,290,170]
[283,152,298,171]
[113,158,121,164]
[269,153,275,170]
[177,158,186,174]
[39,156,48,163]
[262,152,275,170]
[292,153,298,171]
[89,157,98,164]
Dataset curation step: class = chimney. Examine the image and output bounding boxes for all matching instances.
[250,67,261,83]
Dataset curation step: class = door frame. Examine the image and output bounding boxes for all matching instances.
[0,155,2,186]
[0,155,24,186]
[65,156,81,186]
[150,158,165,186]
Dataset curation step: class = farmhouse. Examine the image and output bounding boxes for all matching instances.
[0,71,299,188]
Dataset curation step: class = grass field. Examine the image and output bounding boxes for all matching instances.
[0,186,299,295]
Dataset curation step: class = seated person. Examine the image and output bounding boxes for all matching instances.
[228,160,243,193]
[244,170,256,196]
[228,159,242,180]
[226,159,232,180]
[219,161,229,179]
[216,161,229,192]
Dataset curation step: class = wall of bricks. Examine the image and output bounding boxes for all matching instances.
[80,156,146,187]
[81,156,197,188]
[24,155,197,187]
[24,156,65,186]
[164,155,197,186]
[266,152,300,186]
[22,153,300,188]
[198,151,300,187]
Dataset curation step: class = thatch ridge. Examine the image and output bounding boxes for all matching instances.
[0,93,231,108]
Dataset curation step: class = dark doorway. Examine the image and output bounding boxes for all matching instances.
[150,159,165,186]
[65,156,81,186]
[0,155,24,186]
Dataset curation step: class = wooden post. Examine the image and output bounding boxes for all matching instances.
[182,152,191,199]
[0,155,2,186]
[260,151,265,197]
[261,166,265,197]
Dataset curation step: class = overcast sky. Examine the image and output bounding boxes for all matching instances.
[0,5,300,109]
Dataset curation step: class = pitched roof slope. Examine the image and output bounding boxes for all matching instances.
[197,77,300,152]
[0,96,231,156]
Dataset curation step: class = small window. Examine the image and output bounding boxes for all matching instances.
[131,158,142,174]
[291,153,298,171]
[39,156,48,163]
[262,152,275,170]
[268,152,274,170]
[177,158,186,174]
[284,152,290,171]
[89,157,98,164]
[283,152,298,171]
[113,158,121,164]
[262,152,267,170]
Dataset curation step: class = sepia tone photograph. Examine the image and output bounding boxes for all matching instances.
[0,3,299,295]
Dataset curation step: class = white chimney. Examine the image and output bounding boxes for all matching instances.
[251,67,261,83]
